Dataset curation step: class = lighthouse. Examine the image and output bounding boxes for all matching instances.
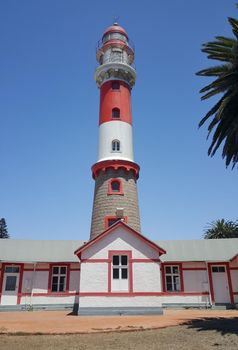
[90,23,141,240]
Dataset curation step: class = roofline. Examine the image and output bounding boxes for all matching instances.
[74,221,166,258]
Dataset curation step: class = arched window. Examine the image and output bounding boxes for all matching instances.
[112,108,120,119]
[112,139,120,152]
[108,179,123,195]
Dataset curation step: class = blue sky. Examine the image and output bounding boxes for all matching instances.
[1,0,237,241]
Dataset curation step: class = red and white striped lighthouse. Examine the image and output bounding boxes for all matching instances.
[90,23,141,240]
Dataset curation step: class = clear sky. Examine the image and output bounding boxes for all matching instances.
[1,0,237,241]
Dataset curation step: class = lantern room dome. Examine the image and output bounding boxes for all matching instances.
[102,23,128,40]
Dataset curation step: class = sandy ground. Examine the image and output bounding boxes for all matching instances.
[0,323,238,350]
[0,309,237,334]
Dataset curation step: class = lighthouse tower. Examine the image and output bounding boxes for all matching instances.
[90,23,141,240]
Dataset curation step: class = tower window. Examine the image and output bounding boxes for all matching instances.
[112,139,120,152]
[104,216,128,229]
[108,179,123,195]
[112,81,120,90]
[112,108,120,119]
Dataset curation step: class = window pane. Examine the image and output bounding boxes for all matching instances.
[60,276,65,285]
[53,267,59,274]
[108,218,119,227]
[5,276,17,291]
[113,268,119,279]
[165,266,171,274]
[172,266,179,274]
[212,267,218,272]
[52,276,58,284]
[113,256,119,266]
[112,108,120,119]
[121,268,128,279]
[5,266,19,273]
[218,267,225,272]
[59,284,65,292]
[52,284,58,292]
[121,256,128,265]
[111,181,120,192]
[174,276,180,291]
[60,267,66,275]
[166,276,172,284]
[166,283,173,291]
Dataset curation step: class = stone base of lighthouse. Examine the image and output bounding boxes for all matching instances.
[90,165,141,240]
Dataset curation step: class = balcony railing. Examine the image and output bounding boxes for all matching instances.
[96,55,136,69]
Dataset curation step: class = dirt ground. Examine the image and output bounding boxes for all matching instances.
[0,309,237,334]
[0,309,237,349]
[0,323,238,350]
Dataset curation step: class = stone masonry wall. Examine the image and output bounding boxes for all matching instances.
[90,168,141,240]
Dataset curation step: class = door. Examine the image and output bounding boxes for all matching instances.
[1,266,20,305]
[211,266,230,303]
[111,255,129,292]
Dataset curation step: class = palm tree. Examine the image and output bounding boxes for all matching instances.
[196,5,238,168]
[203,219,238,239]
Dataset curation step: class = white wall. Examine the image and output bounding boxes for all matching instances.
[81,226,160,260]
[80,263,108,293]
[133,263,161,292]
[79,295,210,308]
[98,121,134,162]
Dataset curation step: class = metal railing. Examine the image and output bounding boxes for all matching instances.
[96,37,135,52]
[97,55,136,69]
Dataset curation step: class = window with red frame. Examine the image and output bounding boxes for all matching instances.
[51,266,67,292]
[105,216,127,229]
[108,179,123,195]
[164,265,181,292]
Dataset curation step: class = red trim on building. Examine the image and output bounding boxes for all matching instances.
[102,25,128,39]
[74,221,166,259]
[79,292,209,297]
[17,264,24,305]
[161,263,184,292]
[23,268,49,272]
[91,160,140,180]
[20,292,80,297]
[131,259,160,263]
[107,178,124,195]
[182,267,207,271]
[81,259,110,263]
[230,267,238,270]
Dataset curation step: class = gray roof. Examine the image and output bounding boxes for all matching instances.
[0,240,84,263]
[157,239,238,262]
[0,238,237,263]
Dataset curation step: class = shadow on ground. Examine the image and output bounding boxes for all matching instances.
[183,317,238,335]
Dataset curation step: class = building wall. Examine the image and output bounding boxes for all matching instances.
[0,262,80,306]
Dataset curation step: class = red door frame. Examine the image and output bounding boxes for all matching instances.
[207,262,234,304]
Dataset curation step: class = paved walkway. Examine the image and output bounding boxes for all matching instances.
[0,309,237,334]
